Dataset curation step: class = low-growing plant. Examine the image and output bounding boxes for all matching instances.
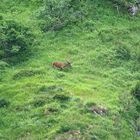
[53,93,71,101]
[115,45,131,60]
[0,16,34,63]
[136,117,140,133]
[83,20,95,32]
[132,82,140,101]
[136,50,140,62]
[44,103,61,115]
[33,99,46,107]
[0,61,9,70]
[37,0,87,31]
[112,0,140,16]
[119,92,139,119]
[112,0,135,8]
[0,99,10,108]
[13,69,44,80]
[85,102,96,108]
[39,85,64,93]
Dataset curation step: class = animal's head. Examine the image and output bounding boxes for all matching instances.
[66,61,72,67]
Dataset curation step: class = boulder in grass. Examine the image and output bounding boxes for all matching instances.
[89,105,108,115]
[128,5,139,15]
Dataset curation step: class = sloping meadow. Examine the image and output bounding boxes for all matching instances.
[0,0,140,140]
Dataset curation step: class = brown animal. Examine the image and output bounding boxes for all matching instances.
[52,61,71,70]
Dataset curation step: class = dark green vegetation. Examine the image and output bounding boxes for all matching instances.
[0,0,140,139]
[0,17,35,63]
[132,82,140,101]
[37,0,87,31]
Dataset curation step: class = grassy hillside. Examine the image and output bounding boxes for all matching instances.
[0,0,140,140]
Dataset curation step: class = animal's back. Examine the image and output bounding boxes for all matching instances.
[52,62,64,68]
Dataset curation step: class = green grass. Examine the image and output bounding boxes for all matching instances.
[0,0,140,140]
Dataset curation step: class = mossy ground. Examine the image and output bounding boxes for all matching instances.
[0,0,140,140]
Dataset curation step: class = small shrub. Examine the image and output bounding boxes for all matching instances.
[85,102,96,108]
[46,117,58,127]
[0,17,34,62]
[136,117,140,132]
[53,93,70,101]
[132,82,140,101]
[37,0,86,31]
[56,129,81,140]
[59,125,72,133]
[33,99,46,107]
[56,73,65,78]
[119,92,139,119]
[44,103,61,115]
[115,45,131,60]
[0,61,9,70]
[136,50,140,62]
[47,106,59,113]
[39,85,64,93]
[99,29,122,43]
[112,0,135,8]
[0,99,10,108]
[83,20,95,32]
[13,69,44,80]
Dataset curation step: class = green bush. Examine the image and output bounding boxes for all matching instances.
[0,61,9,70]
[112,0,135,6]
[33,98,46,107]
[0,17,34,62]
[39,85,64,93]
[37,0,87,31]
[53,93,71,101]
[13,69,44,80]
[44,103,61,115]
[112,0,137,12]
[0,99,10,108]
[137,50,140,62]
[115,45,131,60]
[132,82,140,101]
